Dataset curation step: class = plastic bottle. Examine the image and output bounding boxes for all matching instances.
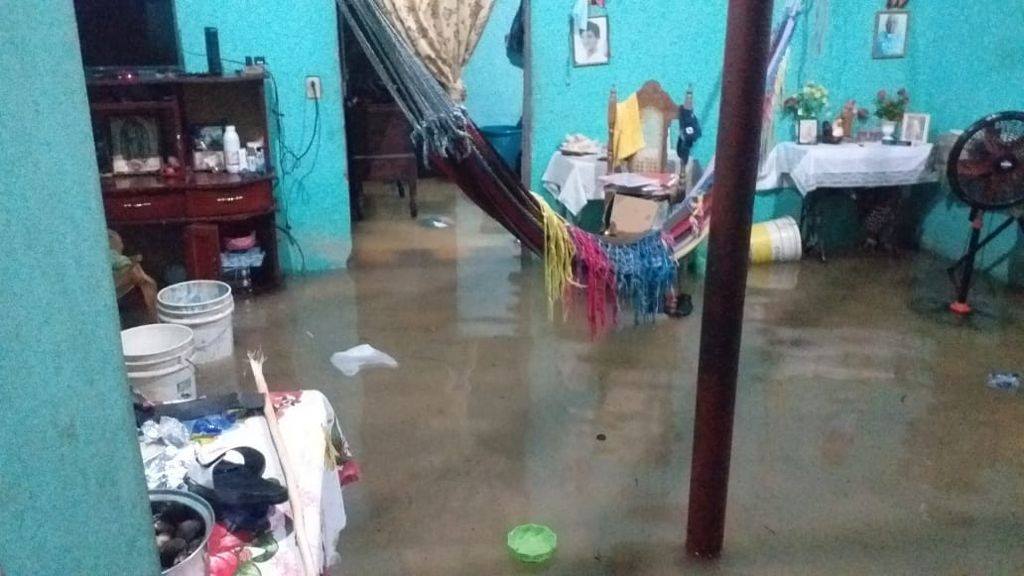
[223,125,241,174]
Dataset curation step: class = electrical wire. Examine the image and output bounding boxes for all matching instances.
[184,49,323,273]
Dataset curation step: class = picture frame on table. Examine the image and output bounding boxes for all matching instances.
[797,119,819,145]
[110,115,162,175]
[900,113,931,145]
[873,10,909,59]
[572,15,610,67]
[191,123,227,172]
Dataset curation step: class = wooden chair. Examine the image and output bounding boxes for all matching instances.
[607,80,679,174]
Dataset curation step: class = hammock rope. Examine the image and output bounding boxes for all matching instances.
[337,0,804,333]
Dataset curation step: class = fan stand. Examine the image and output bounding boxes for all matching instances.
[948,208,1024,315]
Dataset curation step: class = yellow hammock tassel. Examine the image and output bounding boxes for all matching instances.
[532,193,576,319]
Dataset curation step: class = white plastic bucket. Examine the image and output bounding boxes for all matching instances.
[157,281,235,365]
[122,324,197,403]
[750,216,803,264]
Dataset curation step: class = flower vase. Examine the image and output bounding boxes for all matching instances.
[881,120,898,143]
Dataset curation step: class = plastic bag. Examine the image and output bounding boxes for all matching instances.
[987,372,1021,392]
[330,344,398,377]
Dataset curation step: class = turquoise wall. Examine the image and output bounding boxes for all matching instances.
[772,0,1024,282]
[176,0,352,272]
[464,0,524,127]
[0,2,159,574]
[527,0,728,196]
[527,1,1024,284]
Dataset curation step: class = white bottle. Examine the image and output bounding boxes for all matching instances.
[223,125,242,174]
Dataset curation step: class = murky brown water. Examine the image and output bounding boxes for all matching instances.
[223,180,1024,575]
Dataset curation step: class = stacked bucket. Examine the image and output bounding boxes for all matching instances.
[121,281,235,404]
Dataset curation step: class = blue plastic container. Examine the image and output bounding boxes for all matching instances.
[480,125,522,172]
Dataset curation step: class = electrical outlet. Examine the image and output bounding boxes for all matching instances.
[306,76,322,100]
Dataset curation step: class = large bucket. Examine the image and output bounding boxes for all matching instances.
[750,217,803,264]
[150,490,215,576]
[157,281,235,365]
[122,324,196,403]
[480,125,522,172]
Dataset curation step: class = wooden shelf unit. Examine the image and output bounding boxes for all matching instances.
[87,74,282,290]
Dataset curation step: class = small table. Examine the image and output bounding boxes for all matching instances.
[756,142,938,258]
[542,151,608,216]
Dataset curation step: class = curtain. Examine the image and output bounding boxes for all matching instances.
[379,0,495,101]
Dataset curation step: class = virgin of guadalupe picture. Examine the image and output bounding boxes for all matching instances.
[111,115,163,174]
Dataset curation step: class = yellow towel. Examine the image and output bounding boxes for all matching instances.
[613,93,646,165]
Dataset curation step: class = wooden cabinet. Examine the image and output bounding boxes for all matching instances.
[346,102,419,218]
[88,74,281,290]
[104,193,186,222]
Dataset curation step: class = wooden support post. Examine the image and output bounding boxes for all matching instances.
[685,0,776,559]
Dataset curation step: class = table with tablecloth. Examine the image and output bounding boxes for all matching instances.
[756,141,939,194]
[755,141,940,257]
[541,151,608,216]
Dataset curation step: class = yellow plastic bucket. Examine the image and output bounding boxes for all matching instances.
[750,217,802,264]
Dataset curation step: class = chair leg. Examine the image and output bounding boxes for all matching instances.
[352,180,364,221]
[396,181,406,198]
[408,179,418,218]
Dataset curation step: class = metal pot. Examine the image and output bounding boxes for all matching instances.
[149,490,214,576]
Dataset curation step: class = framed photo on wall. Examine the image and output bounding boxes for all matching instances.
[873,10,909,59]
[572,16,610,67]
[900,113,931,144]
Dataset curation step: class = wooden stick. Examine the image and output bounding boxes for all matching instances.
[248,352,317,576]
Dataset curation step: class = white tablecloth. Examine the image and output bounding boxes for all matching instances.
[756,142,939,196]
[542,152,608,215]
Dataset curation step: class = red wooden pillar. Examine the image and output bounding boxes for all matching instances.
[685,0,776,559]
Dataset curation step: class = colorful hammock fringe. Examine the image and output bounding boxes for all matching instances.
[537,199,678,335]
[339,0,805,335]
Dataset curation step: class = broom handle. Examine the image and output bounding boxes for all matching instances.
[248,354,318,576]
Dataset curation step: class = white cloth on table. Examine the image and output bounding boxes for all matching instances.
[182,390,347,575]
[756,142,938,196]
[542,151,608,215]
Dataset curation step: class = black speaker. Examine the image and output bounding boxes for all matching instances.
[205,27,222,75]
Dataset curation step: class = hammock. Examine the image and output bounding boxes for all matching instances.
[338,0,804,334]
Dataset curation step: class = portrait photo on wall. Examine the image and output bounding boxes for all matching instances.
[572,15,610,67]
[873,10,909,59]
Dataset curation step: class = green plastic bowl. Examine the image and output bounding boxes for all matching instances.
[507,524,557,564]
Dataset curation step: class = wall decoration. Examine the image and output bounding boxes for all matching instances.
[873,10,909,59]
[110,115,162,174]
[900,113,931,144]
[885,0,909,8]
[572,15,610,67]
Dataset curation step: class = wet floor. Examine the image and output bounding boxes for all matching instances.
[228,180,1024,575]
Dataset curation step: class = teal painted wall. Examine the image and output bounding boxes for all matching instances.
[527,2,1024,283]
[0,2,160,574]
[527,0,728,196]
[774,0,1024,282]
[464,0,524,127]
[176,0,352,272]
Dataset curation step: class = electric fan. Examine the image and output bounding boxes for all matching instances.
[946,111,1024,315]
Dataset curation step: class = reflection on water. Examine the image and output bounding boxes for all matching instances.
[227,180,1024,575]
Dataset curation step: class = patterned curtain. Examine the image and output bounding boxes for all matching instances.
[379,0,495,101]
